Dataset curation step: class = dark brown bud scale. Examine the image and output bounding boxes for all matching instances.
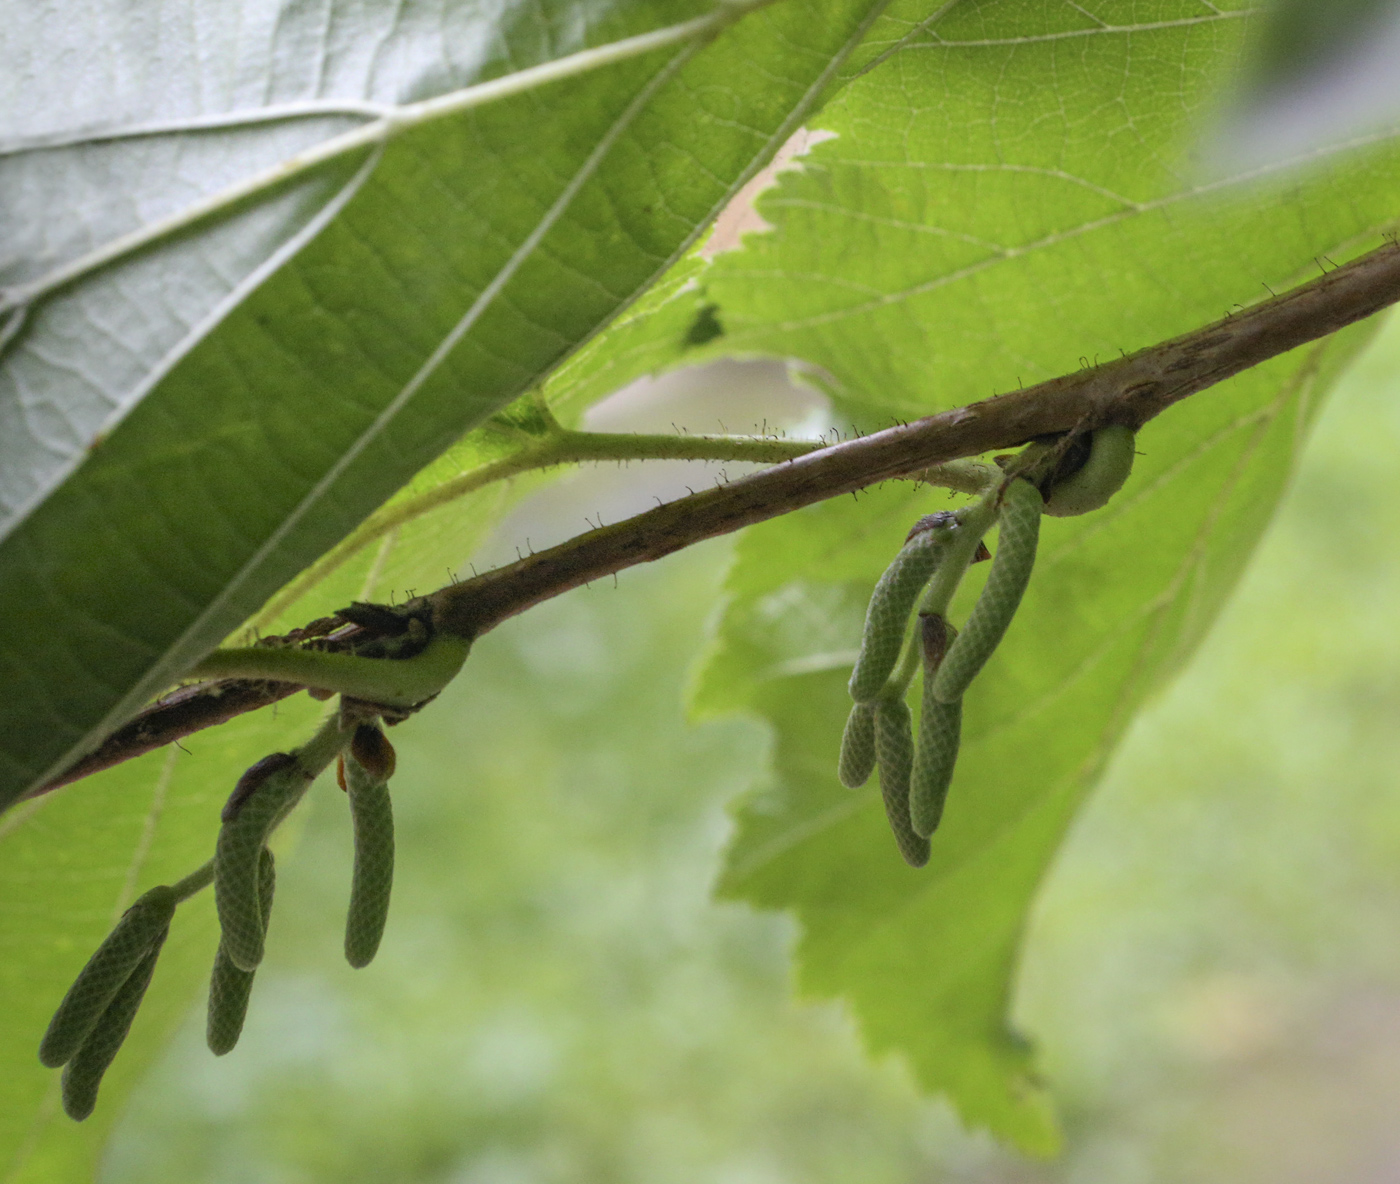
[221,752,298,822]
[334,601,410,636]
[904,514,988,561]
[350,725,396,782]
[905,511,956,543]
[919,613,955,671]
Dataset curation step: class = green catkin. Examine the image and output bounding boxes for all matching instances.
[910,614,962,838]
[1042,425,1136,517]
[60,928,167,1121]
[931,479,1043,704]
[344,728,395,969]
[838,701,877,788]
[848,522,952,703]
[215,759,311,972]
[911,695,962,839]
[39,885,177,1069]
[206,848,276,1056]
[873,698,929,868]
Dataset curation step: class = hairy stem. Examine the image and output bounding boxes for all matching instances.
[253,427,828,627]
[36,238,1400,795]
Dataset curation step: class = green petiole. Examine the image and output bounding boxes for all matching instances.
[190,634,471,709]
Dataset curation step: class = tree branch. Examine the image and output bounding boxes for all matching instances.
[251,428,823,630]
[432,239,1400,633]
[37,238,1400,796]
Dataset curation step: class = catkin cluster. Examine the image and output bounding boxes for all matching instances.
[839,428,1135,865]
[39,710,402,1119]
[37,430,1135,1116]
[37,886,177,1120]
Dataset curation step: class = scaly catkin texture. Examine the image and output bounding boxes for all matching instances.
[911,695,962,839]
[874,699,929,868]
[344,729,395,969]
[222,752,297,822]
[215,761,310,971]
[206,848,276,1055]
[60,928,167,1121]
[838,701,877,788]
[910,613,962,837]
[848,526,949,703]
[931,479,1043,704]
[39,886,177,1069]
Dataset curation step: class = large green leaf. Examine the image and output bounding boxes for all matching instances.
[0,0,911,807]
[688,0,1400,1151]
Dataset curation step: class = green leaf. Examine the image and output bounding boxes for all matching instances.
[241,421,527,637]
[700,1,1400,420]
[698,326,1372,1152]
[691,0,1399,1149]
[541,246,715,427]
[0,0,902,807]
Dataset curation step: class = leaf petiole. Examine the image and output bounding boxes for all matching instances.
[189,634,470,708]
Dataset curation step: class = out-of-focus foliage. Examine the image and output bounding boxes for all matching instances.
[94,316,1400,1184]
[1020,312,1400,1182]
[1216,0,1400,166]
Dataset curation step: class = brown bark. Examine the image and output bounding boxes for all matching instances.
[37,240,1400,795]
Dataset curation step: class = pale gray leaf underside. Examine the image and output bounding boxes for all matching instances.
[0,0,603,541]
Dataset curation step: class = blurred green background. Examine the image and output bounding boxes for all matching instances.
[100,312,1400,1183]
